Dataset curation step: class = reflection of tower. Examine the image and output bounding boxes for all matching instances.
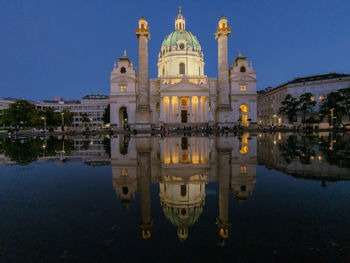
[216,138,232,240]
[111,136,138,208]
[137,138,152,239]
[231,133,257,202]
[135,16,151,129]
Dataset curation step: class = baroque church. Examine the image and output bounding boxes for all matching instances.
[110,9,257,128]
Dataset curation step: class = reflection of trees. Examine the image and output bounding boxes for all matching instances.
[278,135,316,164]
[103,137,111,157]
[0,137,75,165]
[319,134,350,168]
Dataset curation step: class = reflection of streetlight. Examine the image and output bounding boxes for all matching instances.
[41,116,46,130]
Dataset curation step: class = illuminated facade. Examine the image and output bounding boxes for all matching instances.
[110,9,257,129]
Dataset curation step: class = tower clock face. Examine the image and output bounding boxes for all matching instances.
[179,43,185,50]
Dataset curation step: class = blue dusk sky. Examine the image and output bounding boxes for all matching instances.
[1,0,349,100]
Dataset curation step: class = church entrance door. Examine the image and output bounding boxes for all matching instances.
[181,110,188,123]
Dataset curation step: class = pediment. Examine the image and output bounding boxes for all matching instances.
[160,79,208,92]
[231,75,256,82]
[111,75,135,83]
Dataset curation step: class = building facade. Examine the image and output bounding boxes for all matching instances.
[35,94,109,127]
[258,73,350,126]
[110,10,257,129]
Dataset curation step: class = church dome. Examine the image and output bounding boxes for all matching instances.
[161,30,200,51]
[157,8,205,77]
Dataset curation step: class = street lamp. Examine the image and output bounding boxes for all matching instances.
[330,108,334,127]
[41,116,46,131]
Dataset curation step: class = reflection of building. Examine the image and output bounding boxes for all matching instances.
[257,133,350,180]
[110,134,257,241]
[110,9,257,129]
[258,73,350,126]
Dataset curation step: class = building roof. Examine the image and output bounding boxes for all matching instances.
[82,94,109,100]
[162,30,200,50]
[261,72,350,95]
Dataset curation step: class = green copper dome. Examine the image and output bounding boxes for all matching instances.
[164,207,202,228]
[162,30,200,50]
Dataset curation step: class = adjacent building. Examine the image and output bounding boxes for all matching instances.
[110,9,257,129]
[258,73,350,126]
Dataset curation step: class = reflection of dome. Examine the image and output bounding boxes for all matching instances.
[159,175,207,240]
[231,173,256,202]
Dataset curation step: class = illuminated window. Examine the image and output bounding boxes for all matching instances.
[120,85,126,92]
[240,166,247,174]
[311,96,315,102]
[319,96,324,102]
[120,67,126,73]
[121,169,128,176]
[181,98,188,106]
[240,85,247,91]
[240,66,246,72]
[179,63,185,74]
[240,145,249,155]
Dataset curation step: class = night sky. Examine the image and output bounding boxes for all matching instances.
[1,0,349,100]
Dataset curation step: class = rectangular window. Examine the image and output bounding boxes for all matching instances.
[120,85,126,92]
[240,85,247,91]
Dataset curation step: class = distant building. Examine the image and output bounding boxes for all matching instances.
[258,73,350,126]
[35,94,109,127]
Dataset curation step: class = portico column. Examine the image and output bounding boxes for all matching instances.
[160,97,164,122]
[178,96,181,123]
[169,96,172,123]
[198,96,201,123]
[206,97,209,122]
[189,97,193,123]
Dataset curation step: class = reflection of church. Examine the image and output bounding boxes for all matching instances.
[110,9,257,129]
[110,135,257,241]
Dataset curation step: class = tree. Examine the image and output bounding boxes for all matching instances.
[103,104,110,124]
[0,100,36,128]
[338,87,350,121]
[61,109,75,127]
[298,93,316,123]
[279,94,299,124]
[81,113,90,126]
[320,92,346,124]
[42,107,61,127]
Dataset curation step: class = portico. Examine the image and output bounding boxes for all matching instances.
[160,95,209,124]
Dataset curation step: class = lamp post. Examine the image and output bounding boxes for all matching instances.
[330,108,334,127]
[41,116,46,131]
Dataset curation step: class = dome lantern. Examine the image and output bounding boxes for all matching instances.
[175,6,186,30]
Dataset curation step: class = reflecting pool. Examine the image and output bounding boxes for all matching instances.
[1,133,350,262]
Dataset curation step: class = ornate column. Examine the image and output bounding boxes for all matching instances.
[189,97,193,123]
[178,96,181,123]
[135,16,151,129]
[198,96,201,123]
[215,15,233,126]
[206,97,209,122]
[169,96,173,123]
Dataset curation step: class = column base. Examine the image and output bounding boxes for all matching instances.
[135,108,151,130]
[216,105,234,127]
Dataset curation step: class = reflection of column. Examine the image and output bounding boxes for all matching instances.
[160,97,164,122]
[216,147,231,241]
[189,97,193,123]
[169,96,173,123]
[198,96,201,123]
[178,96,181,123]
[137,139,152,239]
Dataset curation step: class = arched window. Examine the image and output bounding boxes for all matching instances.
[179,63,185,74]
[240,66,246,73]
[120,67,126,73]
